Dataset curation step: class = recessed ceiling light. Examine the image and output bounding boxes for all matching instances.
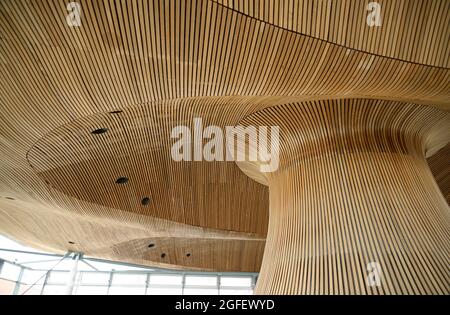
[141,197,151,206]
[91,128,108,135]
[115,177,129,184]
[186,253,191,257]
[161,253,166,258]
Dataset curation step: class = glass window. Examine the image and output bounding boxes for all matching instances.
[75,285,108,295]
[18,284,43,295]
[184,288,219,295]
[220,277,252,287]
[0,279,16,295]
[80,272,110,284]
[147,287,182,295]
[0,262,21,281]
[21,269,46,285]
[185,276,217,286]
[219,288,253,295]
[47,271,70,284]
[149,274,182,285]
[108,286,145,295]
[112,273,147,285]
[42,285,67,295]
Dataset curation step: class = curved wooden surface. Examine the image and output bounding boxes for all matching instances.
[0,0,449,292]
[26,100,269,234]
[1,0,449,109]
[214,0,450,67]
[237,99,450,294]
[428,144,450,205]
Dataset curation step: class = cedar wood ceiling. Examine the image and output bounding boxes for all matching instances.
[0,0,448,271]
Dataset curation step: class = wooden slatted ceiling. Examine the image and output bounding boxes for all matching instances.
[237,99,450,294]
[26,99,269,233]
[0,0,449,117]
[215,0,450,68]
[0,1,448,272]
[110,237,265,272]
[236,99,450,185]
[428,144,450,205]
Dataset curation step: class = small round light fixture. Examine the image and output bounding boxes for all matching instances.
[91,128,108,135]
[141,197,151,206]
[115,177,129,185]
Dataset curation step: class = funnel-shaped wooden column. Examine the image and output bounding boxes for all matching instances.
[237,100,450,294]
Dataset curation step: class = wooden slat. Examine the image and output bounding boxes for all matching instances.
[215,0,450,67]
[238,99,450,294]
[0,1,448,281]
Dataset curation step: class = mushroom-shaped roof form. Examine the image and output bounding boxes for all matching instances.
[0,0,449,293]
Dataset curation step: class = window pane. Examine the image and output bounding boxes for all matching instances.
[220,277,252,287]
[75,285,108,295]
[147,287,182,295]
[112,273,146,285]
[42,285,66,295]
[18,284,43,295]
[21,270,46,285]
[0,279,16,295]
[185,276,217,286]
[0,263,21,281]
[80,272,110,284]
[220,288,253,295]
[108,286,145,295]
[184,288,218,295]
[149,274,182,285]
[47,271,70,284]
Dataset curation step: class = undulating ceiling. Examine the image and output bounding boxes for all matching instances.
[0,0,448,274]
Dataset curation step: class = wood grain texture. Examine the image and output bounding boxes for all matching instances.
[238,99,450,294]
[428,144,450,205]
[215,0,450,67]
[0,0,449,110]
[26,99,269,234]
[0,0,448,288]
